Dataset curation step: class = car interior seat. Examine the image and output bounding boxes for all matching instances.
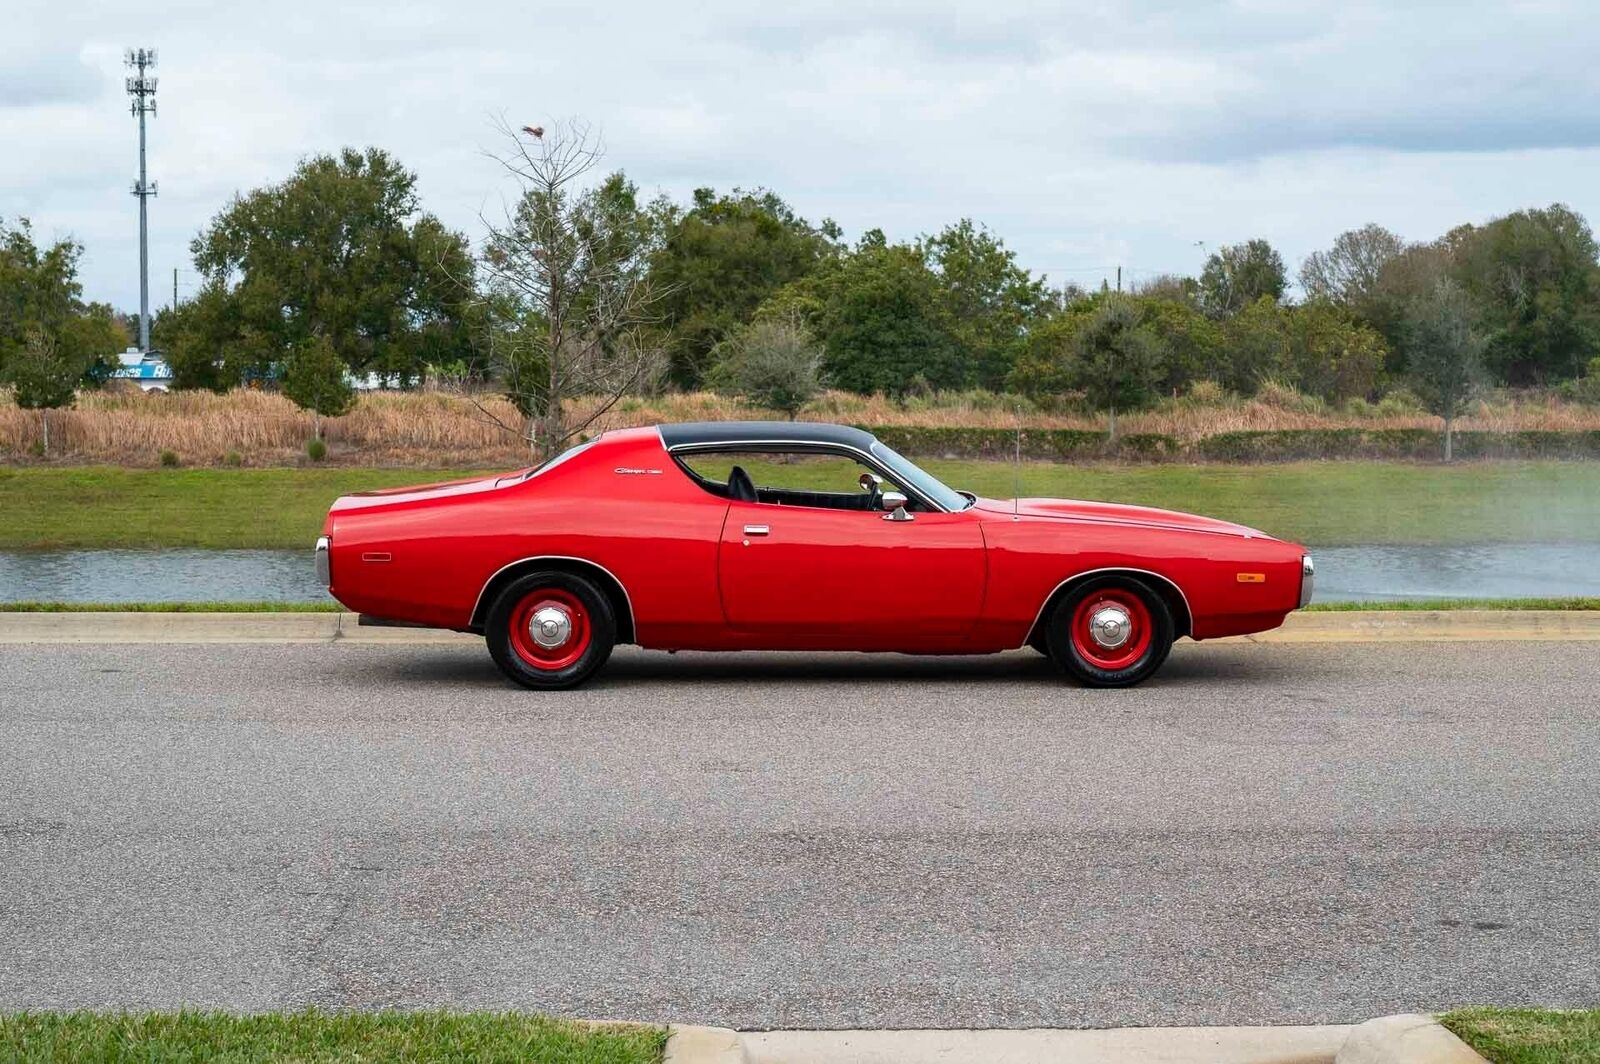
[728,465,758,502]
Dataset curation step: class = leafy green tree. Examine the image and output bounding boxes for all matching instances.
[650,188,838,387]
[188,148,475,388]
[1284,300,1387,402]
[0,217,127,390]
[1405,278,1484,461]
[1221,296,1293,392]
[920,219,1048,389]
[1139,297,1226,393]
[707,315,823,418]
[1020,294,1161,440]
[1443,203,1600,385]
[1199,239,1287,317]
[281,334,355,439]
[4,324,83,454]
[800,235,963,396]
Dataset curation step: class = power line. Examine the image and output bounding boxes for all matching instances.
[125,47,158,352]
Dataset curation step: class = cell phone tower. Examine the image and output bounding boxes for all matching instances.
[125,47,158,353]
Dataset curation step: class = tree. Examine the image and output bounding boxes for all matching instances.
[0,217,126,391]
[4,325,82,454]
[477,119,668,459]
[281,334,355,439]
[1022,295,1161,440]
[707,315,823,418]
[1199,239,1287,317]
[920,219,1048,389]
[1221,296,1293,393]
[650,188,837,387]
[799,236,964,396]
[1299,224,1407,308]
[188,148,476,388]
[1442,203,1600,385]
[1405,278,1484,461]
[1283,300,1387,402]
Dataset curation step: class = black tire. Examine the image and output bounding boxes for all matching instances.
[486,571,616,690]
[1043,575,1174,688]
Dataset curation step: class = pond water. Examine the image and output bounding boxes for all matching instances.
[2,544,1598,605]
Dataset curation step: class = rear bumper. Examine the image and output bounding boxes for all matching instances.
[1299,554,1315,608]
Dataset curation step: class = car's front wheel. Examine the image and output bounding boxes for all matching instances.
[486,571,615,690]
[1044,576,1174,687]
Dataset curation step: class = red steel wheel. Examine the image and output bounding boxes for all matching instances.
[1068,588,1153,672]
[486,571,616,690]
[1044,575,1175,688]
[507,588,592,671]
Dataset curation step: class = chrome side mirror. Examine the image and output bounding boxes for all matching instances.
[858,472,883,493]
[881,490,907,510]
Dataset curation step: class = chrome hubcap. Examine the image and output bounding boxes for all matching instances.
[529,605,573,648]
[1088,605,1133,649]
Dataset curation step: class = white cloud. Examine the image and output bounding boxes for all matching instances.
[1,0,1597,312]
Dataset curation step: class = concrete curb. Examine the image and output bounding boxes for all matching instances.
[1334,1015,1489,1064]
[665,1025,748,1064]
[1,608,1598,645]
[745,1025,1353,1063]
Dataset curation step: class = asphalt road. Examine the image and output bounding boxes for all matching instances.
[2,640,1597,1029]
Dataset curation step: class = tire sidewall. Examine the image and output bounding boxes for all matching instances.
[1046,575,1174,688]
[487,571,616,689]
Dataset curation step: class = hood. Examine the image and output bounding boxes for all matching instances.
[975,497,1273,539]
[329,473,513,513]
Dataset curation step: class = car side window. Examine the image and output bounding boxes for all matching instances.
[676,449,916,511]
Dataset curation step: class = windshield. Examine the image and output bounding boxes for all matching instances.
[869,441,972,512]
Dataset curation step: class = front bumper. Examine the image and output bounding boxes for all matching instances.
[1298,554,1315,607]
[314,535,331,587]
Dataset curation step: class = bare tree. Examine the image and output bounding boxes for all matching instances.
[474,118,668,460]
[1300,224,1407,306]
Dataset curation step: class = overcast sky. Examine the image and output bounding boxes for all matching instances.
[5,0,1598,316]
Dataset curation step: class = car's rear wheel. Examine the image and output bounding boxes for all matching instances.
[1044,575,1174,688]
[486,571,615,690]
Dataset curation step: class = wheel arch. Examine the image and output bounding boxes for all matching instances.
[1025,567,1193,647]
[470,556,636,644]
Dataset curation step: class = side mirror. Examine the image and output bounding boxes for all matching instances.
[858,472,883,493]
[881,490,907,509]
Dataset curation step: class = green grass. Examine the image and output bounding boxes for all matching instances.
[1443,1008,1600,1064]
[1305,597,1600,612]
[1,460,1598,549]
[0,1010,666,1064]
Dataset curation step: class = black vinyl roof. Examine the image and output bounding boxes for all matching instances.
[658,421,880,451]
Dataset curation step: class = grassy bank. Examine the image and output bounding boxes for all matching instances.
[1443,1008,1600,1064]
[2,460,1598,549]
[0,1010,665,1064]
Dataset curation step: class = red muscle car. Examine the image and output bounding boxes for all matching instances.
[316,422,1314,689]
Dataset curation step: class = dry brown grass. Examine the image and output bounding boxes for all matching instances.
[3,385,1599,466]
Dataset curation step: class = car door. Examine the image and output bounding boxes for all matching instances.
[713,455,986,644]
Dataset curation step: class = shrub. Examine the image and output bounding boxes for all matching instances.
[1185,379,1228,405]
[28,440,45,457]
[1254,379,1325,414]
[159,449,179,467]
[306,437,328,462]
[224,450,243,467]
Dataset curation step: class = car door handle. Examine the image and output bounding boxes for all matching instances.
[743,524,770,536]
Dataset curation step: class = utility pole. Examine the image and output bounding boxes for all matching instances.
[173,267,179,309]
[125,48,158,353]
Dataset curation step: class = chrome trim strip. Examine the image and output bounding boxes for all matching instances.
[664,438,951,514]
[469,554,636,630]
[1024,566,1195,646]
[314,535,330,587]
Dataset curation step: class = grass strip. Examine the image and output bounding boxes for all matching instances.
[1442,1007,1600,1064]
[2,460,1599,549]
[1304,597,1600,612]
[0,1010,666,1064]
